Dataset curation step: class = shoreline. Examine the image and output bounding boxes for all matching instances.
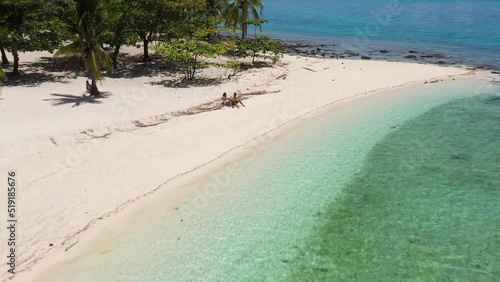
[30,75,492,282]
[1,49,497,281]
[216,34,500,71]
[272,34,500,71]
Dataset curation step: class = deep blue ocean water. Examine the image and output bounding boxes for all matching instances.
[260,0,500,68]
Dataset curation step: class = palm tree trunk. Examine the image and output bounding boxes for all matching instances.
[90,77,100,96]
[0,45,9,65]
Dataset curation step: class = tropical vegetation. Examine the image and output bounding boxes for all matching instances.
[221,0,265,38]
[236,35,281,63]
[0,65,6,89]
[0,0,280,93]
[0,0,64,75]
[0,65,5,94]
[55,0,115,96]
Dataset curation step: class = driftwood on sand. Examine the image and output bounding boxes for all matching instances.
[172,90,282,117]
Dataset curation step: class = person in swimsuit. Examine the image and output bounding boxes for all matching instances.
[230,93,245,107]
[221,92,232,106]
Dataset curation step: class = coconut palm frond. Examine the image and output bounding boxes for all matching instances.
[208,0,230,17]
[221,0,264,37]
[0,66,6,81]
[249,1,263,19]
[252,0,264,10]
[222,2,240,31]
[84,46,114,80]
[86,49,104,80]
[95,12,121,35]
[95,46,114,72]
[54,41,84,57]
[243,0,263,23]
[65,23,85,38]
[54,0,116,94]
[0,66,6,94]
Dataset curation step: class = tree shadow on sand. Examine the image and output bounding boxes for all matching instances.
[150,77,222,88]
[4,53,167,86]
[44,92,111,107]
[3,72,69,87]
[3,56,76,87]
[242,61,274,70]
[23,56,70,73]
[108,53,172,78]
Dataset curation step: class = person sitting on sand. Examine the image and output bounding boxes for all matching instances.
[86,81,91,93]
[230,93,245,107]
[221,92,232,106]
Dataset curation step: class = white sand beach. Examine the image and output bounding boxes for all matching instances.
[0,48,483,281]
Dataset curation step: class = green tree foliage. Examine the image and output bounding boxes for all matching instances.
[0,0,66,75]
[0,66,5,80]
[128,0,173,62]
[0,65,6,92]
[128,0,214,63]
[0,45,8,65]
[0,0,274,88]
[206,0,227,17]
[236,35,281,63]
[247,18,268,37]
[156,40,229,80]
[55,0,115,96]
[0,63,6,93]
[224,60,242,79]
[102,0,139,69]
[156,0,231,80]
[0,26,10,64]
[221,0,264,38]
[169,0,222,40]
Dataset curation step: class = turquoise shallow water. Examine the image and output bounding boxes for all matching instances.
[290,94,500,281]
[49,80,500,281]
[260,0,500,68]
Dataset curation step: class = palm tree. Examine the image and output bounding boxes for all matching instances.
[55,0,114,96]
[207,0,227,17]
[222,0,264,39]
[0,65,6,93]
[0,45,8,65]
[0,65,6,80]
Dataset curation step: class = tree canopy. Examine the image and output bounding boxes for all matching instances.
[0,0,66,74]
[221,0,264,38]
[0,0,280,88]
[236,35,281,63]
[0,65,6,84]
[55,0,115,96]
